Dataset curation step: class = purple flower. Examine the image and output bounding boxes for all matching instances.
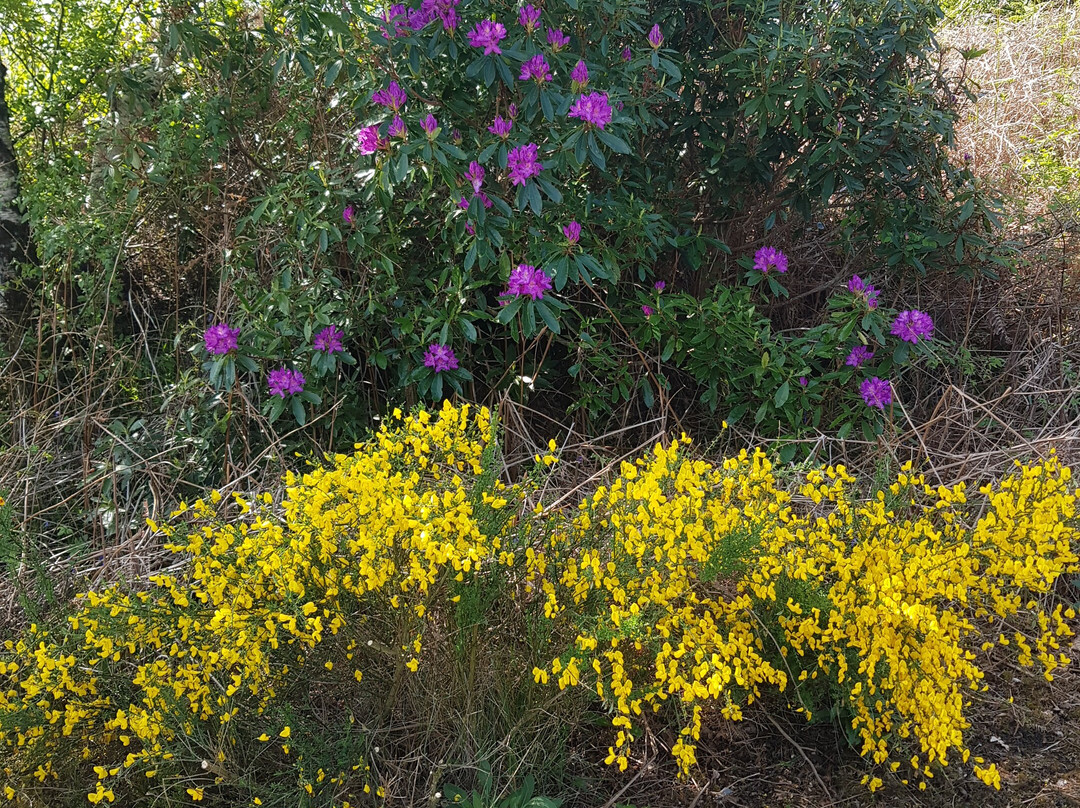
[407,6,432,29]
[503,264,552,301]
[891,310,934,344]
[356,125,382,155]
[423,344,459,373]
[421,114,439,138]
[518,3,541,33]
[488,115,513,138]
[847,275,880,310]
[372,81,407,112]
[431,0,459,32]
[314,325,344,354]
[860,377,892,410]
[268,368,305,398]
[385,4,408,36]
[388,115,407,139]
[451,128,462,144]
[204,324,240,355]
[465,161,485,194]
[507,143,543,185]
[753,246,788,274]
[459,193,492,210]
[963,152,972,161]
[845,345,875,367]
[642,305,653,317]
[563,221,581,244]
[547,27,570,51]
[654,280,666,291]
[570,59,589,88]
[648,24,663,49]
[468,20,507,55]
[568,92,612,130]
[622,46,632,61]
[508,104,519,119]
[343,205,356,225]
[798,376,808,387]
[519,53,552,83]
[408,0,459,32]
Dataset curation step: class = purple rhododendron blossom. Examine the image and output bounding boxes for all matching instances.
[488,115,513,138]
[563,221,581,243]
[423,344,459,373]
[568,92,612,129]
[407,0,458,32]
[268,368,305,397]
[648,24,663,48]
[468,20,507,54]
[343,205,355,225]
[547,27,570,50]
[654,280,666,291]
[504,264,552,301]
[507,143,543,185]
[891,310,934,344]
[421,114,439,137]
[385,4,408,36]
[860,377,892,410]
[204,324,239,355]
[845,345,875,367]
[622,46,632,61]
[465,161,485,194]
[457,193,492,209]
[356,125,382,155]
[847,275,880,309]
[799,376,808,387]
[753,246,788,274]
[372,81,407,112]
[388,115,407,138]
[313,325,344,354]
[570,59,589,86]
[518,3,541,32]
[508,103,519,119]
[642,305,653,317]
[520,53,552,83]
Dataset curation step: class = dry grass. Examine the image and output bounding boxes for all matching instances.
[941,2,1080,230]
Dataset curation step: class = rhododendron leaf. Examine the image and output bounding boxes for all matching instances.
[291,397,306,425]
[460,319,477,342]
[540,90,554,121]
[536,177,562,203]
[496,297,523,324]
[323,59,342,87]
[535,299,560,334]
[595,129,630,155]
[587,136,606,170]
[523,302,537,335]
[478,143,497,163]
[574,136,587,165]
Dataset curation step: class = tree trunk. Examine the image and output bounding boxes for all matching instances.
[0,57,31,316]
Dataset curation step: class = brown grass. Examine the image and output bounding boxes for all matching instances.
[941,2,1080,229]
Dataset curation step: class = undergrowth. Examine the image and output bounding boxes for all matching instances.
[1,402,1077,806]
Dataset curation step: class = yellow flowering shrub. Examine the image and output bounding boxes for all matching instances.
[1,402,1077,805]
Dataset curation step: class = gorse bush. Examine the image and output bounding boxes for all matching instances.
[2,403,1077,805]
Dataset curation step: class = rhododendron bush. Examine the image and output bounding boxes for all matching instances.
[131,0,998,440]
[2,404,1077,804]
